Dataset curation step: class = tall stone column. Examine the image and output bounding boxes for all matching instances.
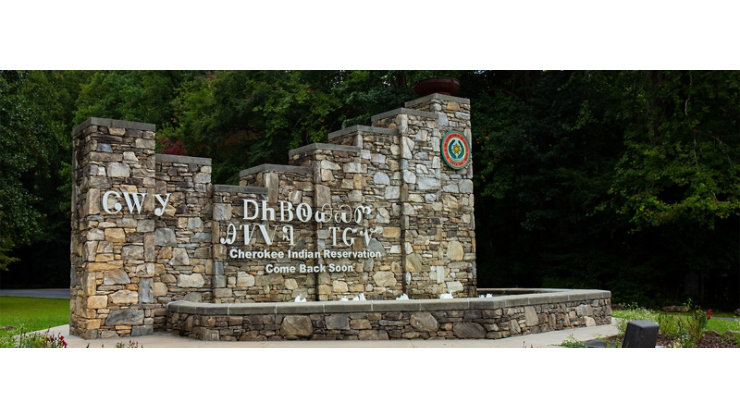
[70,118,157,338]
[371,94,476,298]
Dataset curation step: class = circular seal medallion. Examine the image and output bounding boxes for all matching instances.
[440,131,471,170]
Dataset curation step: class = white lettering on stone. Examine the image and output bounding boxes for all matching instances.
[154,193,170,216]
[220,223,237,244]
[281,225,294,246]
[280,201,294,222]
[261,200,275,221]
[243,199,259,220]
[123,192,146,214]
[314,204,331,223]
[102,191,122,214]
[342,228,357,246]
[296,203,312,222]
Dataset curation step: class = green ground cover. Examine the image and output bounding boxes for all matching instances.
[0,297,69,346]
[611,308,740,334]
[596,307,740,348]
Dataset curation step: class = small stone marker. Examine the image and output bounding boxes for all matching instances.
[622,320,659,348]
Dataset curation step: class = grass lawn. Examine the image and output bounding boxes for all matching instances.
[0,296,69,333]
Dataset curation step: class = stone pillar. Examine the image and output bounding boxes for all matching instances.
[404,94,476,297]
[70,118,157,338]
[371,94,477,298]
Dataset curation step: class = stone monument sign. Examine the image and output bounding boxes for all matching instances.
[69,93,477,338]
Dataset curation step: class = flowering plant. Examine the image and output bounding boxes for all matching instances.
[13,329,68,348]
[115,339,142,348]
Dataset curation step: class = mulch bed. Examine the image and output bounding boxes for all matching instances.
[604,331,738,348]
[695,331,739,348]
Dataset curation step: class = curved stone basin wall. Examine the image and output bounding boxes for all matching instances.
[167,289,611,341]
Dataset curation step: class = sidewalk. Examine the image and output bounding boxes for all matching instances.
[45,320,619,348]
[0,288,69,299]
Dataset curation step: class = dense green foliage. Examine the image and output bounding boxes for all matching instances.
[0,70,737,309]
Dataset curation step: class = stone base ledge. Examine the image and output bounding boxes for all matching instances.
[166,289,612,341]
[168,289,610,315]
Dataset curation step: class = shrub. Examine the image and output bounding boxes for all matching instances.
[3,328,68,348]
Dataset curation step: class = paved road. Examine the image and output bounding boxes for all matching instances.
[43,321,619,348]
[0,288,69,299]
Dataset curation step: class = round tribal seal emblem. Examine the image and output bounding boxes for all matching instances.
[440,130,471,170]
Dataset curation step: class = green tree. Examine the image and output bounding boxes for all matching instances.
[170,70,423,183]
[0,71,86,270]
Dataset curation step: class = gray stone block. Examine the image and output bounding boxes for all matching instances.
[404,93,470,108]
[417,299,470,311]
[131,324,153,337]
[453,322,486,339]
[138,278,153,303]
[227,304,276,315]
[324,302,373,313]
[72,117,156,137]
[239,163,312,178]
[622,320,658,348]
[105,309,144,325]
[155,153,212,166]
[154,228,176,246]
[325,314,350,330]
[327,125,397,140]
[410,312,439,332]
[370,108,437,122]
[287,143,361,158]
[213,184,268,194]
[280,315,313,337]
[274,302,325,314]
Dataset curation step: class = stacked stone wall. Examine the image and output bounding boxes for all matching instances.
[167,290,612,341]
[212,184,318,302]
[71,93,479,338]
[70,119,158,338]
[154,154,214,312]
